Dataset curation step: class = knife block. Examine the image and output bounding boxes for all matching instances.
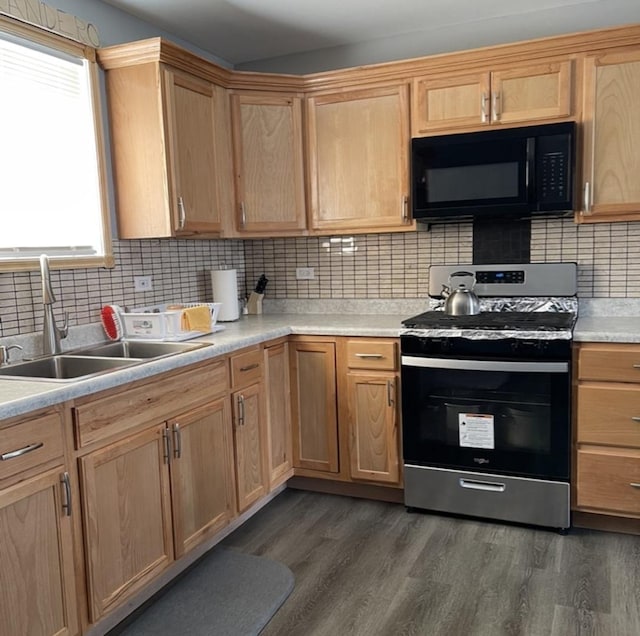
[246,292,264,315]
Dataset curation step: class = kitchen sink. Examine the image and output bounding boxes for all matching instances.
[0,355,140,381]
[75,340,210,359]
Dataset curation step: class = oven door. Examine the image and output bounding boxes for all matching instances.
[401,354,570,481]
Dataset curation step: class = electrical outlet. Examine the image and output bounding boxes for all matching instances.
[296,267,315,280]
[134,275,153,292]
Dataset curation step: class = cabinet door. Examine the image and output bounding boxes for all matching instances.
[0,468,78,636]
[168,399,235,558]
[232,384,267,512]
[231,93,306,234]
[580,49,640,222]
[307,84,411,232]
[346,372,400,484]
[491,61,571,124]
[163,69,221,235]
[264,342,293,488]
[79,425,173,621]
[289,341,339,473]
[412,72,490,134]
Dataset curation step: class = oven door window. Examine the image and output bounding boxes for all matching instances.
[401,359,570,480]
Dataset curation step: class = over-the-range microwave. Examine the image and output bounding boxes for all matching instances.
[411,121,576,223]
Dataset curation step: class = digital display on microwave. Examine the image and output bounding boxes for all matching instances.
[425,162,519,203]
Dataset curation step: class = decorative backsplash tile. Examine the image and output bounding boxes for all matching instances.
[1,218,639,338]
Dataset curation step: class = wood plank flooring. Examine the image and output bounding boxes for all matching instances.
[222,489,640,636]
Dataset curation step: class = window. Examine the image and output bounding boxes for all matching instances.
[0,19,113,271]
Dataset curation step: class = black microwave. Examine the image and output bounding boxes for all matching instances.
[411,121,576,222]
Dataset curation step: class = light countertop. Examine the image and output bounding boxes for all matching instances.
[1,312,638,421]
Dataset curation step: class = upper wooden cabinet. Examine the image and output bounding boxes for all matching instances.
[578,48,640,223]
[306,84,413,233]
[101,59,230,238]
[230,92,307,235]
[412,60,572,135]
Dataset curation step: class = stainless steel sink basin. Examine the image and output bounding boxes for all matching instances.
[76,340,209,359]
[0,355,140,382]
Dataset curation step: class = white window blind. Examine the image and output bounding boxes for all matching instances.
[0,29,109,264]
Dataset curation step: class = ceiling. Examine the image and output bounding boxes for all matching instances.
[100,0,640,72]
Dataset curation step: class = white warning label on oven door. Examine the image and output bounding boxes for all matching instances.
[458,414,495,449]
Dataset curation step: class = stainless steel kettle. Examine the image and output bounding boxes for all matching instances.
[441,271,481,316]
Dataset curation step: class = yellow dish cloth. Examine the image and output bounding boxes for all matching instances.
[180,306,211,332]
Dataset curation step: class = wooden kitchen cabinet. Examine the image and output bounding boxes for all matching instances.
[230,348,268,512]
[79,424,174,622]
[0,409,78,636]
[230,91,307,235]
[167,399,235,558]
[578,48,640,223]
[343,339,401,485]
[412,60,572,135]
[574,343,640,522]
[99,47,231,238]
[289,338,339,474]
[306,84,413,233]
[264,340,294,488]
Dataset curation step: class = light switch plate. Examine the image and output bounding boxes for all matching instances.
[134,275,153,291]
[296,267,315,280]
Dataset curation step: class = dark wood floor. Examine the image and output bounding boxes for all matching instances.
[222,488,640,636]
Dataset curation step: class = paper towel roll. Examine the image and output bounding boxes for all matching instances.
[211,269,240,321]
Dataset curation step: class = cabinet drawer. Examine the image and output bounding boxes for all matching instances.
[578,344,640,383]
[0,411,64,481]
[74,361,228,447]
[577,385,640,447]
[576,448,640,516]
[346,339,397,371]
[230,348,263,389]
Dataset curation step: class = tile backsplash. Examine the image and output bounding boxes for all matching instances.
[1,218,639,338]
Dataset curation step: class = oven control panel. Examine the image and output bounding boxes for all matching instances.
[475,270,525,285]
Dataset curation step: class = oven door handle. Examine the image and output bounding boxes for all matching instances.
[401,356,568,373]
[459,478,506,493]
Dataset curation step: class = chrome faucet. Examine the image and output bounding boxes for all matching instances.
[40,254,68,356]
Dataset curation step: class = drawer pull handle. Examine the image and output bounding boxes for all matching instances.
[239,363,259,372]
[1,442,44,461]
[459,478,505,493]
[630,483,640,489]
[632,417,640,423]
[61,472,72,517]
[633,364,640,369]
[355,353,384,359]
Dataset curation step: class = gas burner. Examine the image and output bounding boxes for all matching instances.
[402,311,576,332]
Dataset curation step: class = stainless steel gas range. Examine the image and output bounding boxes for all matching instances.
[400,263,577,531]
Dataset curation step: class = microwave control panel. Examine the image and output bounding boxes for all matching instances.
[537,134,572,206]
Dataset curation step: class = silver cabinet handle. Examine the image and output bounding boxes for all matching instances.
[633,364,640,369]
[239,363,259,372]
[630,483,640,489]
[237,394,245,426]
[481,92,489,122]
[355,353,384,359]
[401,195,409,223]
[61,472,72,517]
[631,417,640,423]
[460,478,505,493]
[583,181,592,214]
[387,380,394,407]
[162,429,171,464]
[491,91,501,121]
[172,423,182,459]
[240,202,246,228]
[177,196,186,230]
[1,442,43,461]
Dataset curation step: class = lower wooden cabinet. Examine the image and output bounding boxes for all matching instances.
[289,336,401,486]
[574,342,640,523]
[264,341,294,488]
[0,467,79,636]
[79,424,174,622]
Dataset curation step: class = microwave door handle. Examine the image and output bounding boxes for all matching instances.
[525,138,535,204]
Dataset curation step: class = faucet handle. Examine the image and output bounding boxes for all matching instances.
[0,344,23,366]
[59,311,69,340]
